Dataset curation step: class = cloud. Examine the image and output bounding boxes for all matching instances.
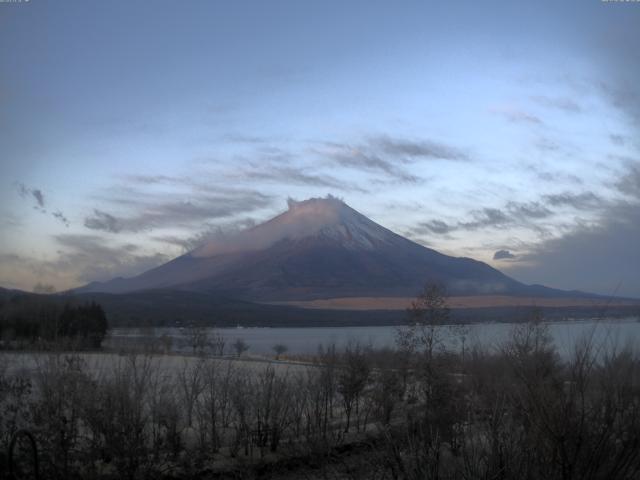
[84,209,120,233]
[535,137,561,152]
[84,189,273,233]
[592,14,640,131]
[124,134,465,195]
[32,189,44,208]
[153,217,257,252]
[506,201,553,220]
[616,161,640,199]
[460,208,511,230]
[121,174,185,186]
[15,183,70,227]
[542,191,601,210]
[239,166,367,192]
[610,134,626,146]
[531,95,581,113]
[411,202,554,240]
[493,249,516,260]
[506,163,640,298]
[318,134,468,183]
[1,212,22,228]
[151,235,197,251]
[493,107,543,125]
[598,80,640,131]
[51,210,70,227]
[415,219,454,235]
[53,234,170,283]
[411,199,560,242]
[527,164,584,185]
[16,183,45,209]
[372,135,469,161]
[325,144,419,183]
[221,133,271,145]
[0,236,170,290]
[506,202,640,298]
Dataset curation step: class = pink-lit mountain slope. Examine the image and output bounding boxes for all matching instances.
[77,196,592,301]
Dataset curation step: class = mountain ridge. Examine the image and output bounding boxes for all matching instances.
[75,196,604,301]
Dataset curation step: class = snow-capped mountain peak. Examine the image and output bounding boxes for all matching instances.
[76,195,550,300]
[191,196,397,257]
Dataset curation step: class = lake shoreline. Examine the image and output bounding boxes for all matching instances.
[105,317,640,357]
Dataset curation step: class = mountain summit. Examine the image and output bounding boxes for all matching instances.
[192,196,401,258]
[78,196,575,300]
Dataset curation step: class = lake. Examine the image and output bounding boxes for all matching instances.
[105,317,640,357]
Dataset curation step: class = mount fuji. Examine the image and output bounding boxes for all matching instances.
[77,196,591,302]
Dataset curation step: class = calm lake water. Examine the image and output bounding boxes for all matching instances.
[106,317,640,357]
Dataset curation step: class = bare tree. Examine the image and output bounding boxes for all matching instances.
[196,360,235,453]
[397,283,450,361]
[228,368,252,457]
[372,367,403,425]
[337,342,370,432]
[210,329,226,356]
[186,325,209,356]
[272,343,288,360]
[0,359,32,458]
[253,366,293,454]
[232,338,249,357]
[395,283,451,408]
[146,364,181,463]
[178,358,205,428]
[83,355,155,480]
[31,354,91,479]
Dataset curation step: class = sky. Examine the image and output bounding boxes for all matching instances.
[1,0,639,297]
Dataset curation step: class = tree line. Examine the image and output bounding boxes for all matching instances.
[0,293,108,349]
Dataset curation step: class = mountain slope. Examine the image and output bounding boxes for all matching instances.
[77,196,592,300]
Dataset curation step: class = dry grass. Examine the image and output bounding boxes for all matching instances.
[267,295,640,310]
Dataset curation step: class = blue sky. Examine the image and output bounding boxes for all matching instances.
[1,0,639,297]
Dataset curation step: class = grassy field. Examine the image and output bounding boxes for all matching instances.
[269,294,640,310]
